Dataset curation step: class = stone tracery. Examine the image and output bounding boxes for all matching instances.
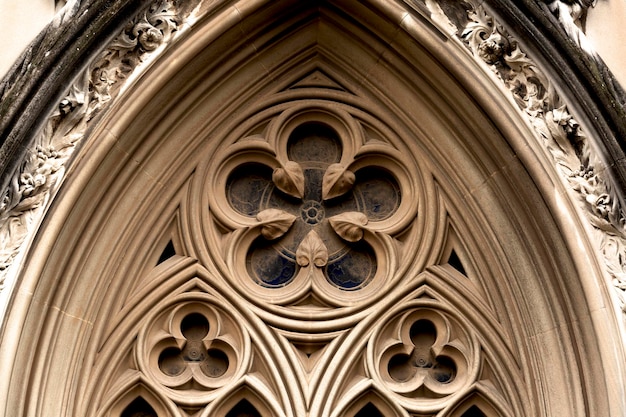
[0,1,623,417]
[224,120,401,291]
[206,102,421,311]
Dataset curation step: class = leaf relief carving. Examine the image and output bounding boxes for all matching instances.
[256,209,297,240]
[296,230,328,267]
[329,212,369,242]
[273,161,305,199]
[322,163,355,200]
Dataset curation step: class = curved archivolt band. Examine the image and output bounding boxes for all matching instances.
[0,1,625,417]
[0,0,623,318]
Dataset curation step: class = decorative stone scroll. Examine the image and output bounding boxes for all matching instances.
[0,0,194,294]
[0,2,622,417]
[393,0,626,316]
[415,0,626,312]
[542,0,597,55]
[2,0,625,319]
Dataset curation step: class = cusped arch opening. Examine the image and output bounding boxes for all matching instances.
[0,1,622,417]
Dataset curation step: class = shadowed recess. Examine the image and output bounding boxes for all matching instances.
[462,405,487,417]
[447,249,466,276]
[156,240,176,265]
[354,402,384,417]
[121,397,158,417]
[225,399,262,417]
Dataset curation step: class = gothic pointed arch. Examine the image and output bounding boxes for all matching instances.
[0,1,625,417]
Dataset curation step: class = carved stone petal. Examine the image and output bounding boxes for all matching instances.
[296,230,328,267]
[329,212,368,242]
[273,161,305,199]
[256,209,297,240]
[322,163,355,200]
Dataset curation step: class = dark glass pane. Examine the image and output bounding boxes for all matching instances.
[354,402,384,417]
[353,168,400,220]
[180,313,209,341]
[462,405,487,417]
[225,399,262,417]
[409,319,437,349]
[287,122,342,163]
[201,348,229,378]
[448,249,467,276]
[432,355,456,383]
[121,397,157,417]
[302,168,323,201]
[325,241,376,289]
[227,163,274,216]
[388,353,413,382]
[248,237,297,287]
[158,347,184,376]
[156,240,176,265]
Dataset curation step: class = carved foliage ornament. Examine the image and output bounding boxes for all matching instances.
[542,0,597,54]
[0,0,189,292]
[1,0,624,318]
[0,1,622,415]
[0,1,598,416]
[451,0,626,312]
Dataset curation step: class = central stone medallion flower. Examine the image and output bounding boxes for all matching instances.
[300,200,325,225]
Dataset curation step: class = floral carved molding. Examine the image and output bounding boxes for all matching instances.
[454,1,626,312]
[0,0,193,294]
[0,0,626,320]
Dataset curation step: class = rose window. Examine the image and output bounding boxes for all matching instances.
[226,122,401,290]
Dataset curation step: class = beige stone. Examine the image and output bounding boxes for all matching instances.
[0,1,625,417]
[0,0,54,77]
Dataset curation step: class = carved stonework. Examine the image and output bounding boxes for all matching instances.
[140,298,247,404]
[368,305,479,413]
[2,3,619,416]
[452,1,626,313]
[1,1,623,318]
[213,108,414,310]
[0,0,191,294]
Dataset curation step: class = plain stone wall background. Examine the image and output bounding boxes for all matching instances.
[587,0,626,88]
[0,0,54,78]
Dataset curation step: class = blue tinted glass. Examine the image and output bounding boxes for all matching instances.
[227,163,273,216]
[248,239,297,287]
[325,242,376,289]
[354,168,400,220]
